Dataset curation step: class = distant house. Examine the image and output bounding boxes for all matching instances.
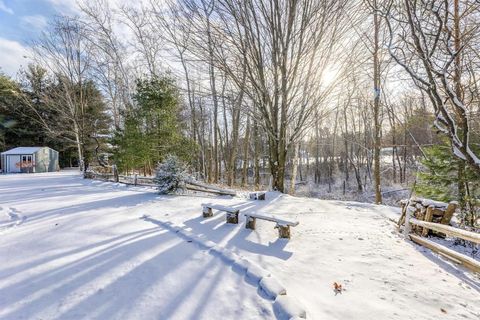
[0,147,59,173]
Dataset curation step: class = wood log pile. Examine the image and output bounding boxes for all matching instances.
[399,197,458,237]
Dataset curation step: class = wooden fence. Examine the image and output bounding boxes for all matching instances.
[404,213,480,273]
[85,172,155,186]
[85,171,237,196]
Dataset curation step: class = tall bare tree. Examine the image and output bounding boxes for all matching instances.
[385,0,480,176]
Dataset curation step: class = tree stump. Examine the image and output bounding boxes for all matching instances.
[246,216,256,230]
[203,207,213,218]
[226,211,239,224]
[277,224,290,239]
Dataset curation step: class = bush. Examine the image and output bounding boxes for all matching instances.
[153,155,189,194]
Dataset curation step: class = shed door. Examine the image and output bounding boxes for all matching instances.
[7,155,21,173]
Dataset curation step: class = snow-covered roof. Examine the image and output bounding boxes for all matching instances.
[1,147,43,155]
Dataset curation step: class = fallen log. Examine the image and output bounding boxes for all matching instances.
[185,180,236,196]
[185,185,236,196]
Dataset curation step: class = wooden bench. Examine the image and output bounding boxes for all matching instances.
[249,191,267,200]
[244,212,299,239]
[201,203,240,224]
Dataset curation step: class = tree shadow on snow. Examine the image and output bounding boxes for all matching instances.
[0,225,201,319]
[411,242,480,293]
[176,194,294,261]
[14,191,161,227]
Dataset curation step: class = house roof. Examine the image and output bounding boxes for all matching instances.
[1,147,43,155]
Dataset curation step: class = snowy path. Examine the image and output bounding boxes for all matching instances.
[0,172,478,319]
[0,172,275,320]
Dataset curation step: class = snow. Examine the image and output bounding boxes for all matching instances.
[153,155,190,194]
[453,145,467,160]
[0,206,26,231]
[402,197,450,209]
[274,295,307,319]
[1,172,479,319]
[0,172,275,320]
[0,146,43,155]
[259,276,287,299]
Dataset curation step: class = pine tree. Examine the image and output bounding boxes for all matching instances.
[113,75,196,174]
[416,143,479,227]
[153,155,190,194]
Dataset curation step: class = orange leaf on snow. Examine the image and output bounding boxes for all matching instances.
[333,282,343,295]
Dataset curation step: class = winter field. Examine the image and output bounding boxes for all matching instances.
[0,172,479,320]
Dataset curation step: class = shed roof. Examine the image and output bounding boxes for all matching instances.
[1,147,43,155]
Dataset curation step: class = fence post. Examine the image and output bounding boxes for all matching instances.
[113,164,119,183]
[134,173,138,186]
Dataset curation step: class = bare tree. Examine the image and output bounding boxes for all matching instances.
[385,0,480,176]
[182,0,349,192]
[31,17,97,172]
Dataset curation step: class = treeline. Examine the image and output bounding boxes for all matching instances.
[0,68,192,172]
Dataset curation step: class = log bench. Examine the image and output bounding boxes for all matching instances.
[201,203,240,224]
[249,191,267,200]
[244,212,299,239]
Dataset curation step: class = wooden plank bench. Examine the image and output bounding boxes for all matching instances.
[201,203,240,224]
[244,212,299,239]
[249,191,267,200]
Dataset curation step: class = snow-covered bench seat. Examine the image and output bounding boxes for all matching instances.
[249,191,267,200]
[244,212,299,239]
[201,203,240,224]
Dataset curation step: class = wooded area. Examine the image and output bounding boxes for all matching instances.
[0,0,479,227]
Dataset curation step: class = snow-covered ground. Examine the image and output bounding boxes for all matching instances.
[0,172,478,319]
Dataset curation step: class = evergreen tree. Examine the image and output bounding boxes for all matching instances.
[113,75,196,174]
[416,143,479,227]
[1,69,111,169]
[0,73,49,152]
[153,155,190,194]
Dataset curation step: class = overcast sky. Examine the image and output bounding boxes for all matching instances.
[0,0,79,77]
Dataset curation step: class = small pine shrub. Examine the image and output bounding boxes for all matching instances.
[153,155,189,194]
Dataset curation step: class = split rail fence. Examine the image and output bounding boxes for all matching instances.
[401,198,480,273]
[85,171,236,196]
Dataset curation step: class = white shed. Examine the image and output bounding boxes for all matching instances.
[0,147,59,173]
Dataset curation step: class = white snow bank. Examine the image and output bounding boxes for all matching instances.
[260,276,287,299]
[274,295,307,319]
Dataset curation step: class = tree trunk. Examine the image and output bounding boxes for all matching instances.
[253,119,261,190]
[453,0,467,214]
[289,142,300,195]
[74,123,84,173]
[241,116,250,187]
[373,2,382,204]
